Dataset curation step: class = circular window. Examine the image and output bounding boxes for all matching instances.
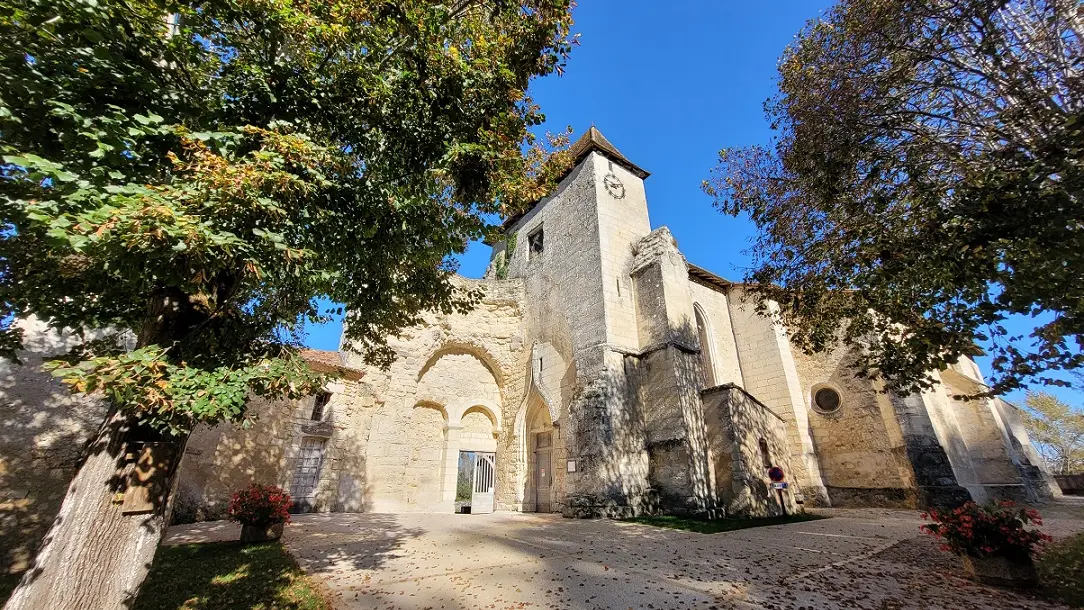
[813,387,842,413]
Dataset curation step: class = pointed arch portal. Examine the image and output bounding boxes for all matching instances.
[525,392,557,512]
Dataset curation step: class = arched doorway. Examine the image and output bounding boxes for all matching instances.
[455,406,499,514]
[526,395,556,512]
[413,346,503,514]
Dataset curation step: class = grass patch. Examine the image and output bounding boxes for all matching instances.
[133,541,331,610]
[1038,532,1084,608]
[623,512,827,534]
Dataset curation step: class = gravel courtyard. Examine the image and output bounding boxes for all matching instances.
[164,502,1084,610]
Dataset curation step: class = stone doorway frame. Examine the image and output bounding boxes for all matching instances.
[437,398,502,513]
[518,390,559,513]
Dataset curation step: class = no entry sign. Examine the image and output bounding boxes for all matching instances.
[768,465,789,515]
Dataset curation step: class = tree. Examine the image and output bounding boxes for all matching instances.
[704,0,1083,396]
[1022,391,1084,475]
[0,1,574,607]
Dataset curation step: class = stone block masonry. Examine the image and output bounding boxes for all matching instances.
[701,384,799,517]
[0,318,109,575]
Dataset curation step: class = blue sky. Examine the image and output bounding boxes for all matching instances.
[304,1,1080,408]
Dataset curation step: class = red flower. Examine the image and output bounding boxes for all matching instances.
[228,483,292,527]
[920,500,1049,559]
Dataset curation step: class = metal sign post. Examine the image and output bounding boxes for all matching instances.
[768,466,788,516]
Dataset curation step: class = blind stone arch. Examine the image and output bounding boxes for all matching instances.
[694,303,717,387]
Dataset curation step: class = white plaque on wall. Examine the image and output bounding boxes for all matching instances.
[566,460,576,473]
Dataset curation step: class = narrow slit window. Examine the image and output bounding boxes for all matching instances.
[528,227,544,258]
[311,391,331,421]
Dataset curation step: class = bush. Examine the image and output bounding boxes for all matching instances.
[1037,532,1084,607]
[228,484,292,528]
[921,500,1051,559]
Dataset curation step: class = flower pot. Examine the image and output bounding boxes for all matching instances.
[960,553,1038,588]
[239,521,284,544]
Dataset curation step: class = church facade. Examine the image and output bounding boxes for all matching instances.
[0,128,1060,572]
[172,128,1059,520]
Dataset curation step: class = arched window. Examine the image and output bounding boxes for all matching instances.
[693,304,716,387]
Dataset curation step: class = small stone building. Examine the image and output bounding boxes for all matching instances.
[0,128,1061,574]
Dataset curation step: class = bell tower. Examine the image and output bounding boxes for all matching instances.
[496,127,659,516]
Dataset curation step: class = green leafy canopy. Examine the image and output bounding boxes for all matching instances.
[705,0,1083,396]
[1022,389,1084,475]
[0,0,576,434]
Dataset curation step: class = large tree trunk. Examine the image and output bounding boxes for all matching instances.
[7,292,220,609]
[4,411,186,610]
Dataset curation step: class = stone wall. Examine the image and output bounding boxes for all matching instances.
[994,398,1061,501]
[886,390,973,509]
[726,288,829,505]
[0,318,108,575]
[404,405,446,509]
[355,277,526,514]
[701,384,799,517]
[175,380,376,521]
[687,281,744,386]
[939,373,1027,501]
[912,367,1037,505]
[175,276,528,518]
[789,343,918,507]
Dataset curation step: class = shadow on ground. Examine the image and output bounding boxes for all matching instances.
[289,508,1084,610]
[132,540,329,610]
[158,504,1084,610]
[283,513,426,573]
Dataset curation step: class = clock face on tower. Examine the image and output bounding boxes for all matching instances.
[603,172,626,199]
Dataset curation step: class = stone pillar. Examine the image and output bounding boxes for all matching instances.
[439,424,463,513]
[561,347,653,518]
[628,228,715,516]
[993,398,1061,501]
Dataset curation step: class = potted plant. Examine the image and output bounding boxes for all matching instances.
[921,500,1051,587]
[228,483,292,543]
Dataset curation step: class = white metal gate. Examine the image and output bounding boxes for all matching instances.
[471,452,496,514]
[289,437,326,510]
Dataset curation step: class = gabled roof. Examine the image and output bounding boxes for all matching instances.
[300,349,365,381]
[687,263,732,292]
[501,127,649,230]
[567,126,650,180]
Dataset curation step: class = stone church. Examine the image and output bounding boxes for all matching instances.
[0,128,1060,573]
